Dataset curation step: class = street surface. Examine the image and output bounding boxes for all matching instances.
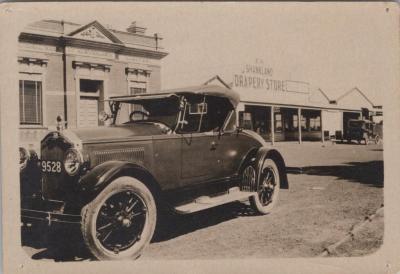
[21,142,384,260]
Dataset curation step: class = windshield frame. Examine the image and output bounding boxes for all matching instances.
[107,93,235,134]
[108,95,183,131]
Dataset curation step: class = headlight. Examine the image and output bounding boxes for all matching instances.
[64,148,82,176]
[19,147,30,171]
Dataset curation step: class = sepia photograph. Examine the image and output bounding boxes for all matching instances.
[1,2,399,273]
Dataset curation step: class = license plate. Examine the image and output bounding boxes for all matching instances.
[41,160,62,173]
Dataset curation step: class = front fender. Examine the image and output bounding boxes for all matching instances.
[255,147,289,189]
[76,160,161,206]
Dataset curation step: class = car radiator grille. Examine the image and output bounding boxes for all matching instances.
[41,140,72,201]
[92,147,145,166]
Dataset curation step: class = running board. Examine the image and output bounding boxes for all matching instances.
[174,187,256,214]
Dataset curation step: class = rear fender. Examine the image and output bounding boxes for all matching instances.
[77,160,162,206]
[255,147,289,189]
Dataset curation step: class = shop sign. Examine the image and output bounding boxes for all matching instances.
[233,59,308,94]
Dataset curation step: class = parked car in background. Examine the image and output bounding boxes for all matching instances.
[19,85,288,260]
[343,119,382,145]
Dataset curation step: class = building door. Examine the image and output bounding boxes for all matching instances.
[78,79,104,128]
[79,97,99,128]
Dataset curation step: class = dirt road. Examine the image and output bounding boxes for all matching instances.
[21,142,384,260]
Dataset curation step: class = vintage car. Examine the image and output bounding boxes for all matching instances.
[343,119,382,145]
[20,85,288,260]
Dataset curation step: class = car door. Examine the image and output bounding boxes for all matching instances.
[180,131,219,184]
[177,96,220,186]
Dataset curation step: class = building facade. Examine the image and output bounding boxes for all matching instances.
[18,19,168,147]
[206,60,382,143]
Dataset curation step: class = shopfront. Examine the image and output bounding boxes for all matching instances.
[212,59,381,143]
[239,105,322,142]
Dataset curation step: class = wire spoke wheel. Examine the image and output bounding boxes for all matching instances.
[258,168,276,206]
[95,191,147,253]
[81,177,157,260]
[249,159,280,215]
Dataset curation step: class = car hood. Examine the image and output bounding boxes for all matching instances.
[70,123,164,143]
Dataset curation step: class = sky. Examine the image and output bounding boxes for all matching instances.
[16,2,399,105]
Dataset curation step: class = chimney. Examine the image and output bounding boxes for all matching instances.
[126,21,146,34]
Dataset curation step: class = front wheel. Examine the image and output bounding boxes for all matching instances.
[249,159,280,215]
[81,176,157,260]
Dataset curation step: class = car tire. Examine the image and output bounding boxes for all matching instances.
[81,176,156,260]
[375,135,381,145]
[249,159,280,215]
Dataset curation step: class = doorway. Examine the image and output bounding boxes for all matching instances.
[78,79,104,128]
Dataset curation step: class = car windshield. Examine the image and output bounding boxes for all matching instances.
[348,120,364,127]
[114,96,181,129]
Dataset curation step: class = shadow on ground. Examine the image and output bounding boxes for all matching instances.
[287,161,383,187]
[152,201,255,243]
[21,223,93,261]
[21,201,257,261]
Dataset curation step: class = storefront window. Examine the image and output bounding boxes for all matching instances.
[293,115,298,129]
[239,112,253,130]
[274,113,282,132]
[239,105,271,140]
[301,110,321,132]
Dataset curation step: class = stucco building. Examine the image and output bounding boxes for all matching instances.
[18,19,168,146]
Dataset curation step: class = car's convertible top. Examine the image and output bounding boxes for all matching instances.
[109,85,240,107]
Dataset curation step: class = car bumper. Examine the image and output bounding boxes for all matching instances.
[21,208,81,225]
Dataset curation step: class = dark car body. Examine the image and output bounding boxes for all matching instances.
[20,85,288,259]
[343,119,382,144]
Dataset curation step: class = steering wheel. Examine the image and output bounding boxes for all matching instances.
[129,110,149,122]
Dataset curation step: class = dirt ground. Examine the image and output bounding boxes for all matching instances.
[21,142,384,261]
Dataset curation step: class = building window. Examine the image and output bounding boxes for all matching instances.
[19,80,42,125]
[129,81,147,118]
[130,86,146,95]
[239,105,271,139]
[293,115,298,129]
[301,110,321,132]
[274,113,282,132]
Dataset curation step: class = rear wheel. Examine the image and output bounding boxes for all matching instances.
[81,176,156,260]
[249,159,280,215]
[374,135,381,144]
